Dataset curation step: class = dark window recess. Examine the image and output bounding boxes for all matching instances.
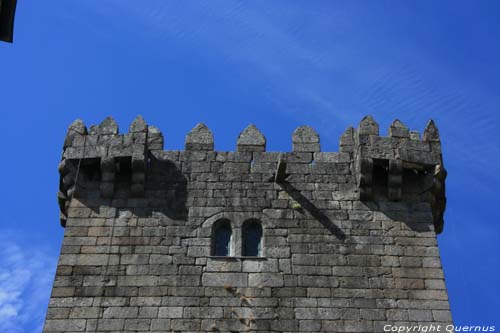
[115,157,132,182]
[242,220,263,257]
[79,159,101,182]
[212,220,232,256]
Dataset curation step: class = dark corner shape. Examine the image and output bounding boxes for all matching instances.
[0,0,17,43]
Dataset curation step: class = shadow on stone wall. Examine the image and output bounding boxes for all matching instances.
[280,181,346,240]
[72,154,188,220]
[369,167,434,233]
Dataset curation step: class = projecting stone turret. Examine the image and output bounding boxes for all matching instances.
[46,116,451,333]
[349,116,446,232]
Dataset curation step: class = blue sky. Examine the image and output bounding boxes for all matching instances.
[1,1,499,331]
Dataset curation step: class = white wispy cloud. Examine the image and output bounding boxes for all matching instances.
[0,238,56,333]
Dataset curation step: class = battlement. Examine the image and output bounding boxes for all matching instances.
[58,115,446,233]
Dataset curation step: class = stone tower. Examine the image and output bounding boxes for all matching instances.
[44,116,451,333]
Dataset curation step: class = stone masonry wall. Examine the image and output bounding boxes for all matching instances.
[44,116,451,332]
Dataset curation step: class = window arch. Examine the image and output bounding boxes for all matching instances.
[242,220,263,257]
[212,219,232,256]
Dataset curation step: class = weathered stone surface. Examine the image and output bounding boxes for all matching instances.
[147,125,164,150]
[423,119,440,142]
[358,115,379,136]
[98,116,119,135]
[292,126,320,152]
[389,119,410,138]
[67,119,87,136]
[185,123,214,151]
[129,115,148,133]
[339,126,355,153]
[44,319,86,332]
[237,124,266,152]
[46,116,451,332]
[64,119,87,148]
[248,273,284,287]
[202,273,248,287]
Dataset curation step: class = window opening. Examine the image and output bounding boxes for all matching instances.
[242,220,263,257]
[212,220,232,256]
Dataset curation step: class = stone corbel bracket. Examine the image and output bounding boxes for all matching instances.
[58,116,164,226]
[348,116,447,233]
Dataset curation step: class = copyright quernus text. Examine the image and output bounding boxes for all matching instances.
[383,325,495,332]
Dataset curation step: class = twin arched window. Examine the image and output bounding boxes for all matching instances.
[211,219,263,257]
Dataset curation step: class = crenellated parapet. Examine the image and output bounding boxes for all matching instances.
[57,115,446,232]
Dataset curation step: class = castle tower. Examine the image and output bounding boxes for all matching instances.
[44,116,451,332]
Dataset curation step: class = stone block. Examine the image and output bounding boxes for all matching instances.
[138,307,158,318]
[96,319,125,331]
[202,273,248,287]
[183,306,223,319]
[170,319,201,331]
[102,307,138,318]
[150,319,170,331]
[299,319,322,332]
[433,310,452,322]
[408,309,433,321]
[425,279,446,290]
[158,307,183,318]
[242,259,279,273]
[299,275,338,288]
[386,309,409,321]
[248,273,284,287]
[44,319,86,332]
[360,309,385,320]
[206,259,242,272]
[124,319,151,331]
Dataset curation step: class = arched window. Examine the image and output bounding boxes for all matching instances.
[212,219,232,256]
[242,220,263,257]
